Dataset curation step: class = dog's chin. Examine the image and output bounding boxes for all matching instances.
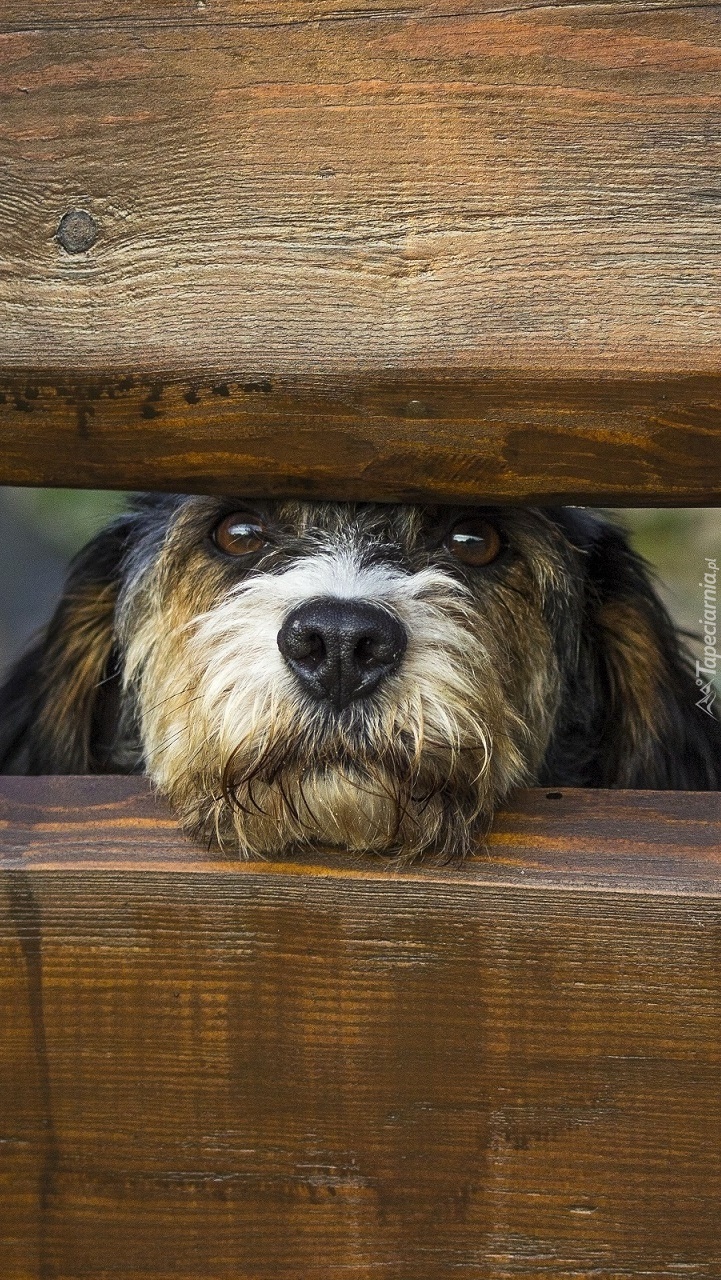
[181,759,492,863]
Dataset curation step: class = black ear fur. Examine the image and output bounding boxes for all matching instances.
[542,514,721,790]
[0,516,136,774]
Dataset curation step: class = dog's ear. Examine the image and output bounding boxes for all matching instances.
[0,515,136,774]
[578,517,721,788]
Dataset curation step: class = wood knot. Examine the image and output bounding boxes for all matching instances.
[56,209,98,254]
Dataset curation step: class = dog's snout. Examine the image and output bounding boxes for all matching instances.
[277,599,407,709]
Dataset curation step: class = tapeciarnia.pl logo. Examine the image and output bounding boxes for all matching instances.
[696,557,718,717]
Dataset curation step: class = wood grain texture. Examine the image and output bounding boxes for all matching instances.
[1,776,720,1278]
[2,3,721,500]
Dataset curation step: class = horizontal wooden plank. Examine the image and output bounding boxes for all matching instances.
[2,4,721,500]
[1,778,720,1278]
[2,776,721,890]
[2,372,721,504]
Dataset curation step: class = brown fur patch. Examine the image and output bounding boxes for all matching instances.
[36,583,117,770]
[597,599,663,753]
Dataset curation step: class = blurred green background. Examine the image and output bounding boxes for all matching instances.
[0,488,719,689]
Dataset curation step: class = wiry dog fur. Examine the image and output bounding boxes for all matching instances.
[0,497,719,860]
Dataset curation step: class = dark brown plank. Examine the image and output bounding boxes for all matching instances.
[2,6,721,501]
[1,777,720,1278]
[2,372,721,504]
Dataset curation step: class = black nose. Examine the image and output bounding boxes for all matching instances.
[277,598,407,710]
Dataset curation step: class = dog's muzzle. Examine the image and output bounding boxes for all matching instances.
[277,598,407,710]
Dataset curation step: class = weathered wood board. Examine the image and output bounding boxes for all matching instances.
[1,777,720,1279]
[2,2,721,501]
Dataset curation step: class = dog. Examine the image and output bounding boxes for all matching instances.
[0,497,719,859]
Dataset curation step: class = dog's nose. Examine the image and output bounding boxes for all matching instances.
[277,599,407,710]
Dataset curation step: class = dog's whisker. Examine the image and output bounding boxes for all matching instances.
[143,687,200,716]
[150,724,197,759]
[179,729,219,776]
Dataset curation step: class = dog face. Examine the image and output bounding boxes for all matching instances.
[2,497,719,859]
[117,500,580,858]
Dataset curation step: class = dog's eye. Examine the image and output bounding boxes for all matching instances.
[446,518,502,567]
[212,513,268,557]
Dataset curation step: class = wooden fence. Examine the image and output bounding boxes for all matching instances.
[1,1,720,1276]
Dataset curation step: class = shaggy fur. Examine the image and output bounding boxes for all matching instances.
[1,498,719,859]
